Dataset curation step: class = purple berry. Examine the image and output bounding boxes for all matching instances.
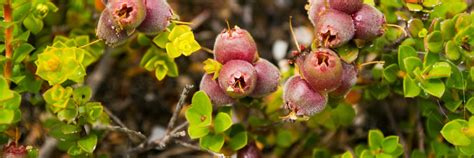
[329,62,357,98]
[352,4,386,40]
[200,74,235,106]
[298,48,343,92]
[218,60,257,98]
[107,0,146,32]
[283,76,327,116]
[250,59,281,98]
[214,26,258,64]
[96,8,130,47]
[237,142,262,158]
[137,0,173,35]
[315,9,355,48]
[329,0,363,14]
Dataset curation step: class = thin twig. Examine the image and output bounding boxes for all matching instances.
[167,85,194,131]
[103,106,127,128]
[94,124,147,141]
[3,0,13,82]
[382,102,409,158]
[174,140,225,157]
[79,39,103,49]
[289,16,301,53]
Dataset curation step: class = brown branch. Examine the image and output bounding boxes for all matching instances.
[174,140,225,157]
[93,124,147,141]
[3,0,13,81]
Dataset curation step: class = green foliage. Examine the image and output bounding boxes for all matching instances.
[359,130,404,158]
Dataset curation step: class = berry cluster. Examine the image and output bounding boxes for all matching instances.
[2,142,27,158]
[200,26,281,106]
[308,0,385,47]
[283,0,385,117]
[96,0,172,46]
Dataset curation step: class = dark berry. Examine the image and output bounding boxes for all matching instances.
[237,142,262,158]
[107,0,146,32]
[214,26,258,64]
[283,76,327,116]
[250,59,281,98]
[329,0,363,14]
[298,48,343,92]
[96,8,130,47]
[352,4,386,40]
[200,74,235,106]
[137,0,173,35]
[315,9,355,48]
[218,60,257,98]
[329,62,357,98]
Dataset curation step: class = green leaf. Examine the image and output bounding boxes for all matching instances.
[188,125,210,139]
[166,42,180,58]
[398,45,417,71]
[407,19,424,37]
[440,119,471,146]
[440,19,455,40]
[455,13,472,31]
[73,86,92,104]
[153,31,170,48]
[466,97,474,114]
[213,112,232,133]
[67,144,83,156]
[57,108,78,123]
[459,138,474,156]
[168,25,192,41]
[419,79,445,98]
[406,3,423,12]
[336,44,359,63]
[368,130,384,148]
[382,136,399,153]
[425,31,443,53]
[0,109,15,124]
[200,134,224,153]
[78,134,98,153]
[426,62,451,79]
[276,130,293,147]
[23,15,43,34]
[422,0,440,7]
[154,60,169,81]
[445,40,461,61]
[203,59,222,80]
[445,62,464,90]
[403,75,420,98]
[137,33,151,46]
[185,91,213,127]
[403,57,422,75]
[229,131,248,151]
[0,77,14,102]
[376,153,393,158]
[342,151,354,158]
[171,32,201,57]
[383,64,399,83]
[13,43,34,63]
[86,102,103,122]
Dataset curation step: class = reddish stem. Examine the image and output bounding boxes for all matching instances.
[3,0,13,82]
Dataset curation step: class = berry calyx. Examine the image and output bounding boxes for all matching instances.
[107,0,146,33]
[298,48,343,92]
[315,9,355,48]
[218,60,258,98]
[214,26,259,64]
[96,8,130,47]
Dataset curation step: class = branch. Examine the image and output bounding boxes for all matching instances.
[174,140,225,157]
[3,0,13,82]
[93,124,147,142]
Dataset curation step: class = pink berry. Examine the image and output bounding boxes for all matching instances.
[137,0,173,35]
[298,48,343,92]
[2,143,27,158]
[107,0,146,32]
[315,9,355,48]
[329,0,363,14]
[218,60,257,98]
[352,4,386,40]
[329,62,357,98]
[96,8,130,47]
[200,74,235,106]
[250,59,281,98]
[214,26,258,64]
[283,76,327,116]
[307,0,327,26]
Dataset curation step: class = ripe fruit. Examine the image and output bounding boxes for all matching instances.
[218,60,257,98]
[298,48,343,92]
[96,8,130,47]
[237,142,262,158]
[352,4,386,40]
[307,0,327,26]
[315,9,355,48]
[137,0,173,35]
[283,76,327,116]
[329,62,357,98]
[107,0,146,32]
[214,26,258,64]
[2,143,27,158]
[329,0,363,14]
[250,59,281,98]
[200,74,235,106]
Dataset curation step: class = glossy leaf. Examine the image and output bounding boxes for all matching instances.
[213,112,232,133]
[78,134,98,153]
[185,91,213,127]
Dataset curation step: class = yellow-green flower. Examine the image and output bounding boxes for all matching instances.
[35,46,86,85]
